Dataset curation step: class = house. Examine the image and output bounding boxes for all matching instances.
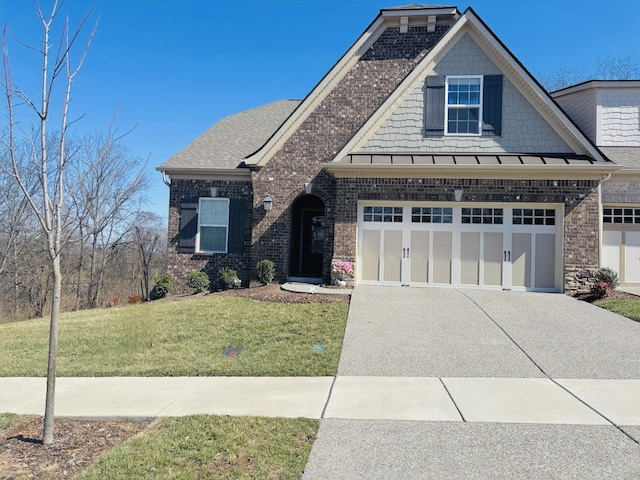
[552,81,640,286]
[158,5,634,294]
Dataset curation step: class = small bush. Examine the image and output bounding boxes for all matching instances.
[106,297,120,308]
[590,281,612,299]
[593,267,620,289]
[186,271,211,293]
[220,267,241,290]
[127,294,143,304]
[150,274,174,300]
[256,259,275,285]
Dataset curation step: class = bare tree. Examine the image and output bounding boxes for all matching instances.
[67,133,148,309]
[131,212,166,301]
[1,1,97,444]
[537,55,640,92]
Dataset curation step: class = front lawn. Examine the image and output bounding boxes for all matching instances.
[76,415,317,480]
[595,299,640,322]
[0,296,348,377]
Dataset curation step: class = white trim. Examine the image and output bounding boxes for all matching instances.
[196,198,230,254]
[329,10,608,164]
[445,75,483,136]
[244,15,387,167]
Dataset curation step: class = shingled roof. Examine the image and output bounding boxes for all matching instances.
[158,100,301,173]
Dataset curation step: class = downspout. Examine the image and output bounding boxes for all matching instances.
[161,170,171,186]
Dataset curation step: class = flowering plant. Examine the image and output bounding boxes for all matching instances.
[331,261,353,281]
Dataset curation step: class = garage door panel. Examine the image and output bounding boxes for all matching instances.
[383,230,402,282]
[433,231,452,284]
[535,233,556,289]
[512,233,532,288]
[484,232,503,286]
[602,230,621,275]
[461,232,480,285]
[361,230,381,281]
[410,231,429,283]
[625,232,640,283]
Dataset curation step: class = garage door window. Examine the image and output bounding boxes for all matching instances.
[513,208,555,226]
[603,207,640,224]
[462,208,503,224]
[411,207,453,223]
[363,206,403,223]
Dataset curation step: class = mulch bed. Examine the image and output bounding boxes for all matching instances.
[572,288,639,303]
[0,417,152,480]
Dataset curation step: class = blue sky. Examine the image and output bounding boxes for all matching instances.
[2,0,639,220]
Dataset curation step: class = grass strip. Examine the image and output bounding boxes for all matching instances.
[76,415,318,480]
[0,296,347,377]
[595,299,640,322]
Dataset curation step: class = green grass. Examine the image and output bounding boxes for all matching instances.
[596,299,640,322]
[0,413,24,432]
[0,296,348,377]
[76,415,318,480]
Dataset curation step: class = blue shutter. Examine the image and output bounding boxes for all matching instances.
[228,199,246,254]
[425,75,445,137]
[482,74,503,136]
[178,198,198,252]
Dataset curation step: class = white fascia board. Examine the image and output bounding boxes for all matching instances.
[244,16,386,168]
[552,80,640,98]
[463,12,606,162]
[381,7,459,18]
[331,10,608,164]
[159,168,251,182]
[325,163,621,180]
[330,14,471,163]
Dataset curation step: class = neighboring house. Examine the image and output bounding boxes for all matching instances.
[157,5,622,294]
[552,81,640,286]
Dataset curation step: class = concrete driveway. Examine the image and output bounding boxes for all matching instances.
[304,286,640,479]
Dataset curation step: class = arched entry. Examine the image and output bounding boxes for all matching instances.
[289,195,325,281]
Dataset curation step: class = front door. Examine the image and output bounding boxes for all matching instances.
[289,195,325,279]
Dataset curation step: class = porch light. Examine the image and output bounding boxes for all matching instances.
[454,188,464,202]
[263,194,273,212]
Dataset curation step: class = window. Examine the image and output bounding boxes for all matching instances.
[198,198,229,252]
[446,76,482,135]
[178,196,245,254]
[363,206,403,223]
[425,74,502,137]
[462,208,503,224]
[512,208,555,226]
[603,207,640,224]
[411,207,453,224]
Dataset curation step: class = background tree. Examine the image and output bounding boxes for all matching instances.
[1,1,98,444]
[537,55,640,92]
[130,211,166,301]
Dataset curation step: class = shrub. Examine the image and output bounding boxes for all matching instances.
[127,294,143,304]
[331,260,354,281]
[590,281,612,299]
[593,267,620,289]
[219,267,241,290]
[150,274,174,300]
[186,271,211,293]
[106,297,120,308]
[256,259,275,285]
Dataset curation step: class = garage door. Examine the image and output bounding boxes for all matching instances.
[358,202,562,292]
[601,206,640,285]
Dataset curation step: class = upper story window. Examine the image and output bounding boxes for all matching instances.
[425,74,503,138]
[445,76,482,135]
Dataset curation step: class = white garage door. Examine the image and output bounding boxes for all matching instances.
[602,206,640,284]
[358,202,562,292]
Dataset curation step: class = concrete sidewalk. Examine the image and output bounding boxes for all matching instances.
[2,376,639,426]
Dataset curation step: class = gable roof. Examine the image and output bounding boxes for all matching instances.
[327,7,609,169]
[157,100,300,175]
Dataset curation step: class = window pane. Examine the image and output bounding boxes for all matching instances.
[200,199,228,224]
[200,226,226,251]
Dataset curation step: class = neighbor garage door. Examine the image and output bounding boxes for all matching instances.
[358,202,562,292]
[601,206,640,285]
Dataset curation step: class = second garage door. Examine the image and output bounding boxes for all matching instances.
[358,202,562,292]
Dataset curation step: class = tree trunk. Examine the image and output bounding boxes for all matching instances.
[42,253,61,445]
